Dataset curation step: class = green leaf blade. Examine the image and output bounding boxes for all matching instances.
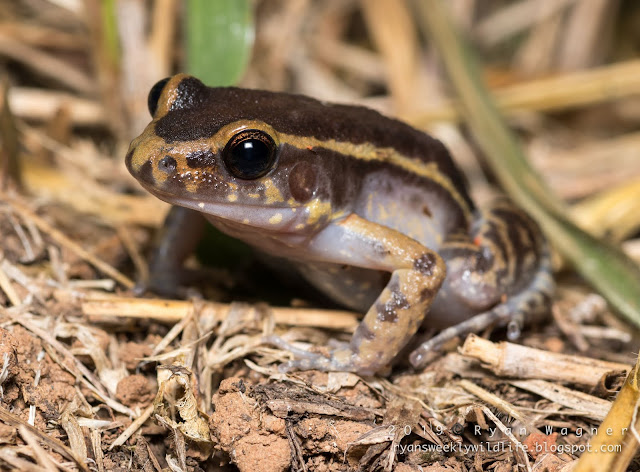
[185,0,254,86]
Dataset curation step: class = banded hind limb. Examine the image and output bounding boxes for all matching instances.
[410,198,554,368]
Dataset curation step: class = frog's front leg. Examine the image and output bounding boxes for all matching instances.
[135,206,206,297]
[274,214,446,376]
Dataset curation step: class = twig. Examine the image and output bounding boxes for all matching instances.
[460,335,630,387]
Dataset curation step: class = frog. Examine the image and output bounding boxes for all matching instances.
[125,74,554,376]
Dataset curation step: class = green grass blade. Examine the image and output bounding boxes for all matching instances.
[414,0,640,328]
[100,0,120,67]
[185,0,253,86]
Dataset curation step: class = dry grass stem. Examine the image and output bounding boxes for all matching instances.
[511,380,611,421]
[148,0,179,78]
[108,404,154,451]
[458,379,538,433]
[0,407,88,471]
[59,411,87,466]
[480,405,532,471]
[115,225,149,284]
[82,296,360,331]
[9,87,105,126]
[4,195,135,289]
[0,260,21,306]
[514,0,563,75]
[21,160,167,226]
[474,0,577,47]
[0,22,84,51]
[410,59,640,125]
[90,429,105,472]
[0,33,94,94]
[360,0,422,115]
[624,239,640,263]
[18,425,60,471]
[558,0,614,70]
[311,39,387,84]
[578,325,632,343]
[571,176,640,241]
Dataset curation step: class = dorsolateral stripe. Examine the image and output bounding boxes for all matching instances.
[196,119,474,221]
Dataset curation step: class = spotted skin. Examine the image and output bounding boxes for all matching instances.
[126,74,554,375]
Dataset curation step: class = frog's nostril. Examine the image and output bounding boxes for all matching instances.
[158,155,177,173]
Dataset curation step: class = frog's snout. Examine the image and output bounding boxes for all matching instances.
[124,145,136,175]
[124,142,159,187]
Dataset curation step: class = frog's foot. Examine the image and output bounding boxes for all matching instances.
[264,336,366,373]
[409,304,519,367]
[133,269,186,298]
[410,256,554,368]
[133,267,215,298]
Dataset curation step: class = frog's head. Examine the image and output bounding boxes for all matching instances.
[126,74,351,235]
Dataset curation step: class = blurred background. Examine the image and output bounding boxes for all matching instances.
[1,0,639,244]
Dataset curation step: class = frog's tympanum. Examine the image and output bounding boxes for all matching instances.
[126,74,554,375]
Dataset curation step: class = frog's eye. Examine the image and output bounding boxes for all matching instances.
[147,77,170,117]
[222,129,277,180]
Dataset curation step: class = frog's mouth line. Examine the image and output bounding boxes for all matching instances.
[136,181,313,233]
[138,181,299,212]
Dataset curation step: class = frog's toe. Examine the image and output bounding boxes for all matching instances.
[264,335,360,373]
[133,271,185,298]
[277,355,333,373]
[280,350,360,373]
[132,281,150,297]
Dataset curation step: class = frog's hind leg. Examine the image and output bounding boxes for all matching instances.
[410,199,554,368]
